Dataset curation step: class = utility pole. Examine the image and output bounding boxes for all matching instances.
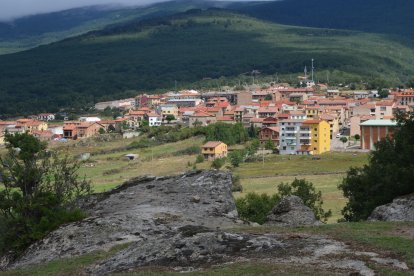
[262,147,265,167]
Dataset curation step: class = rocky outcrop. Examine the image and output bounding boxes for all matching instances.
[369,194,414,221]
[6,171,409,275]
[10,170,240,270]
[265,196,322,227]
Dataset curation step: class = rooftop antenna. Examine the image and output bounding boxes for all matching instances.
[304,65,308,80]
[311,58,315,82]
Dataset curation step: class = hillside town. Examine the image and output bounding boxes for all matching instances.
[1,82,408,154]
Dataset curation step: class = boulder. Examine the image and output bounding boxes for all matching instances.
[265,196,322,226]
[368,194,414,221]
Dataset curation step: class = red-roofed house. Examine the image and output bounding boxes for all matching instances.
[189,111,216,127]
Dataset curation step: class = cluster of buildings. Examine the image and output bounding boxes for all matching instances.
[2,85,411,153]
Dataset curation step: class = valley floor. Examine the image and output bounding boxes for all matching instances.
[61,136,367,222]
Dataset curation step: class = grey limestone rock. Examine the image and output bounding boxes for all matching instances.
[369,194,414,221]
[265,195,322,226]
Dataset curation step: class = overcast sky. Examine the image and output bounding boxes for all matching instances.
[0,0,165,21]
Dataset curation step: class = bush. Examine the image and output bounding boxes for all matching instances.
[235,192,278,224]
[277,179,332,222]
[173,146,200,156]
[0,133,91,256]
[339,112,414,221]
[231,175,243,192]
[211,158,226,170]
[127,138,158,149]
[228,150,243,167]
[195,155,204,163]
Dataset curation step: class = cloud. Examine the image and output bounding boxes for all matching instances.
[0,0,163,21]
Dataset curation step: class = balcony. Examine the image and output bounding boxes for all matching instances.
[300,139,311,145]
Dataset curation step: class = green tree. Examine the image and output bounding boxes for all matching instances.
[98,127,106,134]
[277,179,332,222]
[228,150,243,167]
[248,139,260,155]
[340,136,348,147]
[211,157,226,170]
[0,133,91,255]
[339,111,414,221]
[247,124,258,138]
[264,139,275,150]
[378,89,390,98]
[165,114,175,123]
[195,155,204,164]
[264,94,273,101]
[235,192,278,224]
[193,119,202,127]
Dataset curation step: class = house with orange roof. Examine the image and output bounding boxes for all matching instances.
[63,124,78,140]
[32,130,54,141]
[189,111,216,127]
[201,141,228,160]
[16,119,48,134]
[124,110,147,129]
[320,113,339,139]
[262,117,278,127]
[257,106,278,118]
[146,113,162,127]
[305,106,323,119]
[375,101,394,120]
[249,117,264,128]
[288,110,307,120]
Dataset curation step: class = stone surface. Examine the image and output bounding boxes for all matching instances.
[4,171,409,275]
[369,194,414,221]
[265,195,322,226]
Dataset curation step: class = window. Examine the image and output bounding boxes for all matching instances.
[314,147,317,150]
[314,140,317,143]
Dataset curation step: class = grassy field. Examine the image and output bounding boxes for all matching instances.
[233,152,369,222]
[73,136,210,192]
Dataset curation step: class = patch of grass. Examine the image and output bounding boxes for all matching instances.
[234,152,368,178]
[117,261,337,275]
[235,174,346,223]
[75,137,207,192]
[3,243,132,276]
[232,152,368,222]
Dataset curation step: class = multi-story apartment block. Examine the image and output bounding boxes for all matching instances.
[279,119,330,155]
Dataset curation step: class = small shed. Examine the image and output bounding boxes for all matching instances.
[124,154,139,161]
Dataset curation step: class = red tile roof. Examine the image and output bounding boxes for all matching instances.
[303,120,323,124]
[202,141,225,148]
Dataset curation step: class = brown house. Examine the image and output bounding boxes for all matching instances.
[259,127,280,147]
[77,122,103,138]
[63,122,103,140]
